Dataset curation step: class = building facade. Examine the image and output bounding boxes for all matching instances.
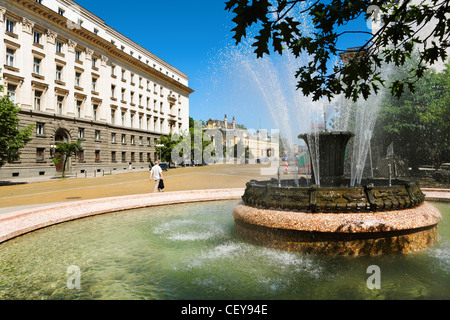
[0,0,194,179]
[204,115,279,163]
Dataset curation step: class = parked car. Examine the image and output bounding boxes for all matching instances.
[159,163,169,171]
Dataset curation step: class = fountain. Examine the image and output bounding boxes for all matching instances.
[233,130,442,256]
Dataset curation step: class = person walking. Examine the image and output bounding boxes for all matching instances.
[150,161,164,193]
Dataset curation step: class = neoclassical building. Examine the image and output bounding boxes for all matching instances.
[0,0,194,179]
[204,115,279,162]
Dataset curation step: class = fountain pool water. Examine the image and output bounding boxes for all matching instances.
[0,200,449,300]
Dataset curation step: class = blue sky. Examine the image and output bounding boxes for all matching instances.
[75,0,371,132]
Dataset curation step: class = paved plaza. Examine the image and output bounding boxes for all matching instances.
[1,163,448,215]
[0,164,278,212]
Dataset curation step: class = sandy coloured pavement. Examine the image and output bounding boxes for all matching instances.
[0,164,278,212]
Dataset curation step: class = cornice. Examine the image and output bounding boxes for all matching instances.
[6,0,195,95]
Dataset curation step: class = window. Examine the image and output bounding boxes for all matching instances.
[56,41,63,53]
[58,8,65,16]
[7,84,16,102]
[33,58,41,75]
[111,85,116,98]
[95,130,101,141]
[77,150,85,162]
[6,48,15,67]
[95,150,100,163]
[33,31,41,44]
[111,151,117,162]
[6,19,15,33]
[92,57,97,68]
[56,65,63,81]
[93,104,98,121]
[36,123,45,136]
[78,128,85,139]
[36,148,45,162]
[76,101,82,118]
[139,136,143,146]
[75,72,81,87]
[56,96,64,114]
[94,28,99,35]
[34,91,42,111]
[121,111,125,126]
[111,65,116,76]
[111,133,116,143]
[131,135,135,145]
[111,109,116,124]
[122,152,126,162]
[121,134,126,145]
[75,50,82,61]
[121,89,126,101]
[92,77,97,92]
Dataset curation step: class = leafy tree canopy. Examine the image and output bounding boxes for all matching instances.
[225,0,450,101]
[0,90,34,168]
[375,62,449,169]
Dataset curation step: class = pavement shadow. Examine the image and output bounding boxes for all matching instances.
[0,181,28,187]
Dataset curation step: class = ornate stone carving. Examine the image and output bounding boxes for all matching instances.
[242,179,425,213]
[67,39,77,52]
[47,29,57,44]
[22,18,35,34]
[85,48,93,59]
[101,55,108,66]
[0,7,6,22]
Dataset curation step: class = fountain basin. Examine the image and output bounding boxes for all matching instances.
[233,202,442,255]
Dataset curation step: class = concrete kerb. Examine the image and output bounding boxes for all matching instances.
[0,188,246,244]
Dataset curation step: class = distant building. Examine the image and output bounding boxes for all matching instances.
[203,115,279,162]
[370,0,449,72]
[0,0,194,179]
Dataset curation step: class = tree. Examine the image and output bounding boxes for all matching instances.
[156,118,213,165]
[52,139,83,178]
[374,62,450,170]
[225,0,450,102]
[155,133,183,163]
[0,89,34,168]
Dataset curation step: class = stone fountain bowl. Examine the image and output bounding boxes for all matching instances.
[234,178,441,255]
[241,178,426,213]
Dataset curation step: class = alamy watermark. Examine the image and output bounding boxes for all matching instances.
[366,265,381,290]
[67,265,81,290]
[168,122,282,176]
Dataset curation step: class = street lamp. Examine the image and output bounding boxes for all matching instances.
[156,144,164,161]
